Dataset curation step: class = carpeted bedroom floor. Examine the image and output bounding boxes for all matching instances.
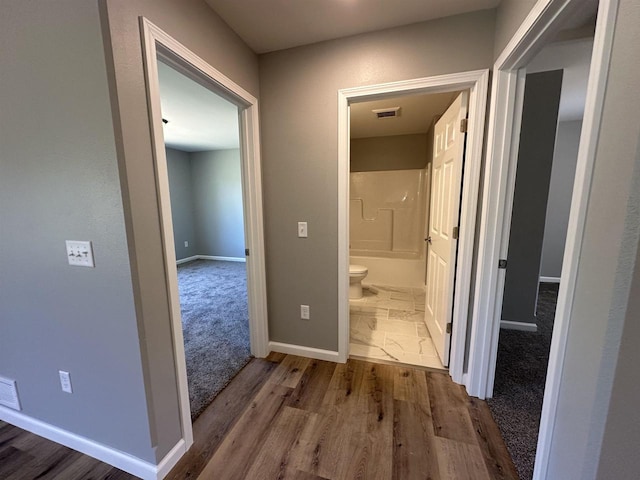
[177,259,252,421]
[487,282,558,480]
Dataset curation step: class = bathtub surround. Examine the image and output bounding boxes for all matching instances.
[350,169,428,257]
[349,285,444,370]
[177,260,251,420]
[165,147,245,261]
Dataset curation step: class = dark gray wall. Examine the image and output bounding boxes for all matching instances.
[350,134,428,172]
[166,148,196,260]
[259,10,497,351]
[191,149,246,258]
[540,120,582,278]
[0,0,154,461]
[502,71,563,323]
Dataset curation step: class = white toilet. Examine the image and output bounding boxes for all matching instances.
[349,264,369,299]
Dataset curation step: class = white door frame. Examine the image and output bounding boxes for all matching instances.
[140,18,269,449]
[465,0,619,478]
[337,70,489,384]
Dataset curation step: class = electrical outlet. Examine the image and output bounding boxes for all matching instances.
[184,241,189,247]
[298,222,308,238]
[300,304,310,320]
[59,371,73,394]
[65,241,94,267]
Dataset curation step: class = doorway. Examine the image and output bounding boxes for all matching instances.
[337,70,489,384]
[140,18,269,448]
[346,90,467,371]
[466,0,617,478]
[156,58,253,422]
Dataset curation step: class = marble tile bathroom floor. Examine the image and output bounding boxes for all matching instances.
[349,284,445,371]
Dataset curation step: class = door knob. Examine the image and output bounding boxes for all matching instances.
[425,236,432,244]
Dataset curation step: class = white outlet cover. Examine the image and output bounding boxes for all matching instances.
[66,240,95,267]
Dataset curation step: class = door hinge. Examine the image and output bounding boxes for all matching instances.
[498,259,507,269]
[446,322,452,334]
[460,118,468,133]
[452,226,459,239]
[245,248,250,256]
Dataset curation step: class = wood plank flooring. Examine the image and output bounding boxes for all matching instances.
[0,354,518,480]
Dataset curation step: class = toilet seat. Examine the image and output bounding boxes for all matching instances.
[349,264,368,275]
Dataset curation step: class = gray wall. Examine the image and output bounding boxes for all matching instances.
[540,120,582,278]
[350,134,428,172]
[191,149,246,258]
[166,148,196,260]
[493,0,539,58]
[597,231,640,479]
[546,0,640,476]
[259,10,497,351]
[0,0,154,462]
[502,71,563,324]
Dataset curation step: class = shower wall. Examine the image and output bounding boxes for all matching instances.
[350,169,428,258]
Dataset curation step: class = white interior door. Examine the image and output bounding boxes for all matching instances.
[424,91,468,367]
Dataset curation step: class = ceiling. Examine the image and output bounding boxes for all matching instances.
[351,91,459,139]
[157,61,239,152]
[205,0,501,54]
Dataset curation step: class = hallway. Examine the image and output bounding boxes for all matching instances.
[1,354,518,479]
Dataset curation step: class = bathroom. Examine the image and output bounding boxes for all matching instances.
[348,91,463,370]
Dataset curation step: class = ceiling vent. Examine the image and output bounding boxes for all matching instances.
[372,107,401,119]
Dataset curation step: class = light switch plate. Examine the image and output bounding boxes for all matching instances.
[66,241,94,267]
[300,304,310,320]
[298,222,308,238]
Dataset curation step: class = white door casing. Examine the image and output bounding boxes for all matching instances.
[424,92,469,367]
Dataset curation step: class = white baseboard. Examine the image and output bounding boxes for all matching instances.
[176,254,246,265]
[500,320,538,332]
[0,406,185,480]
[176,255,199,265]
[198,255,246,263]
[539,276,561,284]
[269,341,340,362]
[156,439,187,479]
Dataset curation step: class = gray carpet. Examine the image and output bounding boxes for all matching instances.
[177,259,252,421]
[487,283,558,480]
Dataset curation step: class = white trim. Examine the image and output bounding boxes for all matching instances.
[338,70,489,385]
[463,0,619,479]
[269,342,340,362]
[155,439,187,479]
[0,406,185,480]
[176,255,199,265]
[176,255,247,265]
[539,276,561,284]
[140,17,269,459]
[197,255,246,263]
[500,320,538,332]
